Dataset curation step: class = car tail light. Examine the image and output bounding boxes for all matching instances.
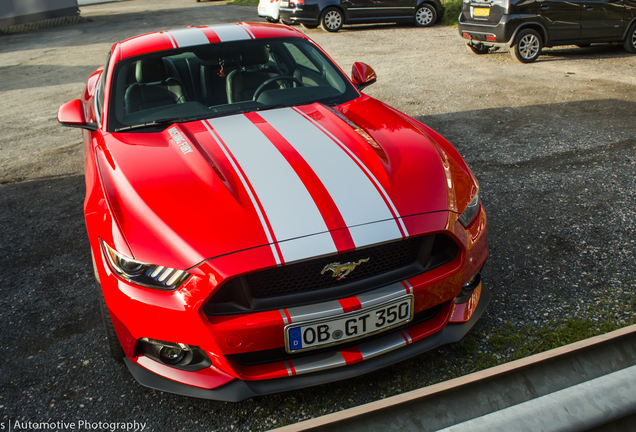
[290,0,304,4]
[486,35,496,41]
[463,32,471,39]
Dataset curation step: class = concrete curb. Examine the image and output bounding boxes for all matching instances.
[272,324,636,431]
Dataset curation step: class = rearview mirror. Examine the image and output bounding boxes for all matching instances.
[351,62,377,91]
[57,99,97,131]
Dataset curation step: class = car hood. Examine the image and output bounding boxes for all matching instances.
[97,96,475,270]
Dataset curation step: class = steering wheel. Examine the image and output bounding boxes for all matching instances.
[252,76,303,101]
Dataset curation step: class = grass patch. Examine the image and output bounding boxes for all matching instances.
[441,0,462,27]
[226,0,258,6]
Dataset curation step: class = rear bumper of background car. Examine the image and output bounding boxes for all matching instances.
[125,284,490,402]
[458,14,546,47]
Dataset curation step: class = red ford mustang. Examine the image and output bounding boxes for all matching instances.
[58,22,488,401]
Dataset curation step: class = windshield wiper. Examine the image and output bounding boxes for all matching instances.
[114,116,205,132]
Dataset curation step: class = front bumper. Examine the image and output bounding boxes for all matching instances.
[125,284,490,402]
[98,207,488,401]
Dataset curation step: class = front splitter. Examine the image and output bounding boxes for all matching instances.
[125,285,491,402]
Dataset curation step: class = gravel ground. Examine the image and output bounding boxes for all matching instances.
[1,1,635,431]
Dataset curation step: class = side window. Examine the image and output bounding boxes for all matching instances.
[96,52,112,119]
[283,43,320,74]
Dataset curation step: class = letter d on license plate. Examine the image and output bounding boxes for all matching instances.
[285,295,413,353]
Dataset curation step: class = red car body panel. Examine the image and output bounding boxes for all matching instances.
[59,22,489,401]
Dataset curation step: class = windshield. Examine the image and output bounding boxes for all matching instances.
[107,37,359,132]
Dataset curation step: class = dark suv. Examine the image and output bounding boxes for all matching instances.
[279,0,445,32]
[458,0,636,63]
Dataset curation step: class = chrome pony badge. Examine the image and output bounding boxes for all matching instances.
[321,258,370,280]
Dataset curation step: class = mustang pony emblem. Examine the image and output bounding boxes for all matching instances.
[321,258,370,280]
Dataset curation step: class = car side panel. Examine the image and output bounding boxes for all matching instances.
[580,0,625,39]
[342,0,377,20]
[538,0,581,41]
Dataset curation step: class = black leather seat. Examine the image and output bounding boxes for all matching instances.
[124,58,186,113]
[225,45,275,103]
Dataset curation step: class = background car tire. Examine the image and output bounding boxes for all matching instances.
[624,22,636,54]
[414,4,437,27]
[300,23,319,29]
[510,29,542,63]
[468,44,490,55]
[320,8,343,32]
[266,17,280,23]
[97,284,125,362]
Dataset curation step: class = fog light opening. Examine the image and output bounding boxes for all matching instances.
[456,272,482,304]
[136,338,211,371]
[158,345,187,365]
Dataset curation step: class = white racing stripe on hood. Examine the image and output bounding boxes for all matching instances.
[202,120,280,264]
[206,116,337,263]
[208,23,251,42]
[258,108,403,248]
[168,28,209,48]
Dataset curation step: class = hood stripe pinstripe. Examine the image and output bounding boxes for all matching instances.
[261,107,406,247]
[205,115,337,264]
[201,120,283,265]
[245,112,355,253]
[292,106,408,238]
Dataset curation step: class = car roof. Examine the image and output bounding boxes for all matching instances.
[116,22,306,60]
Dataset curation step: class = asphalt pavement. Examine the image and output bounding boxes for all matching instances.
[1,1,635,431]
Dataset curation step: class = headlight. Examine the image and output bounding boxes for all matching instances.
[100,239,190,290]
[458,190,480,228]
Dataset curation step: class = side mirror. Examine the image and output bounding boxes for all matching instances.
[57,99,97,131]
[351,62,377,91]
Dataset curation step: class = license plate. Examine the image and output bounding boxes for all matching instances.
[285,295,413,353]
[473,7,490,17]
[280,1,289,6]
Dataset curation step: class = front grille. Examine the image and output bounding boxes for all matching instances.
[205,234,458,315]
[250,236,423,299]
[228,303,444,367]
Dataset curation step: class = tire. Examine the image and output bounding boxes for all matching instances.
[468,44,490,55]
[624,21,636,54]
[510,29,542,63]
[97,284,125,362]
[300,23,319,29]
[320,8,343,32]
[414,4,437,27]
[266,17,280,23]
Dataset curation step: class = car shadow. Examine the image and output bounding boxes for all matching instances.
[537,43,632,62]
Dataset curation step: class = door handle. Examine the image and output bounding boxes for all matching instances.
[541,4,549,9]
[586,6,594,9]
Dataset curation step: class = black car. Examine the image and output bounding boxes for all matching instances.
[279,0,445,32]
[458,0,636,63]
